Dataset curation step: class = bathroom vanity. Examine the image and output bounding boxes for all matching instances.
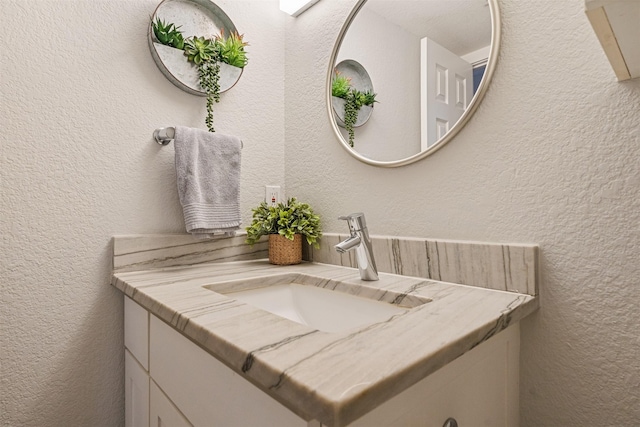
[113,235,538,427]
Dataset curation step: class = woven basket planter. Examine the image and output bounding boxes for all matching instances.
[268,234,302,265]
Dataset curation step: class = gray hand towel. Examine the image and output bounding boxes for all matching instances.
[174,126,242,239]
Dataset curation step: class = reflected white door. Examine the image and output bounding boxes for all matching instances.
[420,37,473,150]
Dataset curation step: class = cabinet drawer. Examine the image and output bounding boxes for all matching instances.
[124,296,149,370]
[149,315,307,427]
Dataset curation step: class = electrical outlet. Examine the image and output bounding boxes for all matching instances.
[265,185,281,206]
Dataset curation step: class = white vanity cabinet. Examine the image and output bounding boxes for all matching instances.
[123,295,309,427]
[123,295,519,427]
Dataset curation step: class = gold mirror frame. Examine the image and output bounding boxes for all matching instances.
[326,0,502,168]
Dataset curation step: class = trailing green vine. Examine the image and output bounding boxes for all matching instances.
[184,36,221,132]
[198,61,221,132]
[151,18,248,133]
[343,91,359,147]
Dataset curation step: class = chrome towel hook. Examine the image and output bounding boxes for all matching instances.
[153,127,175,146]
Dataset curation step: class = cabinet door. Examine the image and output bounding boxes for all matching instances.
[347,325,520,427]
[149,315,307,427]
[150,380,192,427]
[125,349,150,427]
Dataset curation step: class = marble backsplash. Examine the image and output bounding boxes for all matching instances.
[112,234,268,273]
[308,233,538,296]
[113,233,538,296]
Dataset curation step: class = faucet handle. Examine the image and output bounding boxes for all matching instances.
[338,212,367,231]
[338,212,365,220]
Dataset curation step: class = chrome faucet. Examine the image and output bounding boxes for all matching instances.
[335,213,379,281]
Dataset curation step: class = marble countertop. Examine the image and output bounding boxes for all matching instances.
[112,260,538,426]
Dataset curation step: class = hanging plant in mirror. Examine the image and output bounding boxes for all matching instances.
[332,71,377,147]
[151,17,248,132]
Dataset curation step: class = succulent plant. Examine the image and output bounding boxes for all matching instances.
[215,30,249,68]
[332,72,352,99]
[152,17,184,50]
[183,36,219,65]
[360,89,378,106]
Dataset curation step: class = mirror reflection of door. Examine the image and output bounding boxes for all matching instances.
[420,37,473,150]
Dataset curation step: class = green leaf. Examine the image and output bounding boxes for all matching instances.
[245,197,322,247]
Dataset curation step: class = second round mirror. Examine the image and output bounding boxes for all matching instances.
[328,0,501,167]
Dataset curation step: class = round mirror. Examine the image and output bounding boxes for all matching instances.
[327,0,501,167]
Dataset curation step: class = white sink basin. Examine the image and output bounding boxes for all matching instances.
[205,273,430,334]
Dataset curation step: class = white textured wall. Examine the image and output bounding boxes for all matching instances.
[0,1,284,425]
[2,0,639,425]
[285,1,640,426]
